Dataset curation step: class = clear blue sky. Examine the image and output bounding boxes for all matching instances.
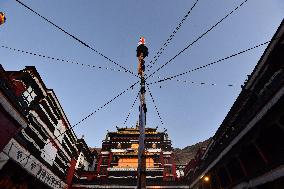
[1,0,283,148]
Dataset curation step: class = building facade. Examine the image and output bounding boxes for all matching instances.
[185,19,284,189]
[0,66,96,189]
[74,125,183,188]
[99,125,176,183]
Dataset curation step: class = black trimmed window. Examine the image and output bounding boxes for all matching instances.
[22,86,36,105]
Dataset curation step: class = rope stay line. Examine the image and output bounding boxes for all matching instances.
[146,0,249,80]
[47,35,273,144]
[148,38,275,85]
[0,45,129,74]
[146,85,164,126]
[123,91,140,126]
[148,78,234,88]
[46,81,140,145]
[14,0,137,78]
[67,35,275,138]
[146,0,199,71]
[25,0,266,147]
[8,1,279,172]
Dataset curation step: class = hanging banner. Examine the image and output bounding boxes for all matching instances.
[55,120,66,143]
[41,138,58,165]
[2,138,67,189]
[0,106,23,151]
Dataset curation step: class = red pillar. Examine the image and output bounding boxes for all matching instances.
[0,108,23,151]
[216,174,223,189]
[224,165,233,186]
[237,157,248,177]
[171,154,177,180]
[160,152,166,180]
[96,155,103,175]
[66,158,77,189]
[107,153,113,177]
[253,142,269,164]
